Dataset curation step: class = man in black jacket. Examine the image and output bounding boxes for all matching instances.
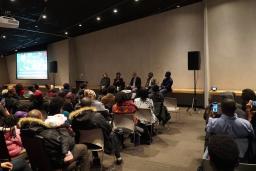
[129,72,141,91]
[69,98,123,165]
[19,109,90,171]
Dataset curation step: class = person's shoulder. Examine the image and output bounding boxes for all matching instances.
[236,117,251,125]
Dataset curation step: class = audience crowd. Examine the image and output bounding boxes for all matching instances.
[0,71,172,171]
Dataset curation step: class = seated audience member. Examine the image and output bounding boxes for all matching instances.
[208,135,239,171]
[33,84,40,90]
[0,103,10,126]
[100,73,111,91]
[15,84,25,97]
[149,85,164,103]
[241,88,256,112]
[23,86,34,99]
[30,90,45,111]
[129,72,141,92]
[112,92,137,114]
[69,98,123,165]
[77,82,88,99]
[61,83,71,95]
[204,92,246,123]
[113,72,125,91]
[134,89,158,124]
[101,86,116,112]
[14,102,30,119]
[1,115,32,171]
[145,72,156,90]
[19,109,90,171]
[160,71,173,96]
[84,89,106,112]
[0,162,13,170]
[207,99,254,159]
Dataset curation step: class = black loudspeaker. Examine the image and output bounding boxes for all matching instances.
[49,61,57,73]
[188,51,201,70]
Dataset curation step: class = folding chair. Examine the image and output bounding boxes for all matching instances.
[113,113,136,145]
[78,128,104,168]
[136,108,153,140]
[164,97,180,120]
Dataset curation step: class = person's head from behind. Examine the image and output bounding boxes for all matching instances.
[221,99,236,117]
[45,84,51,90]
[116,72,121,79]
[108,86,116,94]
[165,71,171,78]
[220,92,235,102]
[84,89,96,100]
[49,97,64,115]
[63,83,70,90]
[27,109,43,120]
[241,88,256,103]
[28,86,35,92]
[2,115,18,129]
[208,135,239,171]
[80,98,93,107]
[34,84,39,90]
[148,72,153,78]
[115,92,126,105]
[137,89,148,101]
[80,83,87,90]
[152,85,160,93]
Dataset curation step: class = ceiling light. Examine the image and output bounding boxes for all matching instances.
[15,49,18,52]
[10,0,15,2]
[35,25,38,28]
[2,35,6,39]
[96,17,101,21]
[78,24,82,27]
[42,14,47,19]
[65,31,68,35]
[134,0,140,2]
[176,5,181,8]
[113,9,118,14]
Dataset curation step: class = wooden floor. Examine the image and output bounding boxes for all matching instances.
[91,108,205,171]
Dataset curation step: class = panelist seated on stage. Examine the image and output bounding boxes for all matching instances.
[145,72,156,90]
[128,72,141,92]
[100,73,111,91]
[113,72,125,91]
[160,71,173,96]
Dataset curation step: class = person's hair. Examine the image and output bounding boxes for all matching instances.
[2,115,18,128]
[80,83,86,89]
[165,71,171,77]
[137,89,148,101]
[80,98,93,107]
[116,72,121,76]
[108,86,116,94]
[152,85,160,92]
[84,89,96,100]
[45,84,50,90]
[15,102,30,112]
[208,135,239,171]
[15,83,24,92]
[221,99,236,116]
[48,97,64,115]
[27,109,43,120]
[27,86,35,92]
[220,92,235,101]
[241,89,256,102]
[34,84,39,90]
[63,83,70,90]
[115,92,126,104]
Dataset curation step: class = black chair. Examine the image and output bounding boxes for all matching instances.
[21,130,55,171]
[0,130,11,163]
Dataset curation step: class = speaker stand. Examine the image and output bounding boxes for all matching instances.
[187,70,197,112]
[52,73,56,88]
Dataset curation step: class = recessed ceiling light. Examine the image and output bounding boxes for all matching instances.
[2,35,6,39]
[113,9,118,14]
[134,0,140,2]
[176,5,181,8]
[65,31,68,35]
[78,24,82,27]
[42,14,47,19]
[35,25,38,28]
[96,16,101,21]
[10,0,15,2]
[15,49,18,52]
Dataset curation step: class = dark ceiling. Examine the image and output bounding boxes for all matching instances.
[0,0,201,56]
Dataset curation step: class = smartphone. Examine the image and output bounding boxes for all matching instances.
[252,101,256,107]
[212,102,218,113]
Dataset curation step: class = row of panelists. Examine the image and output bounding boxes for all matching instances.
[98,71,173,95]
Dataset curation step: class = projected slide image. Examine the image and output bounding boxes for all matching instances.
[17,51,48,79]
